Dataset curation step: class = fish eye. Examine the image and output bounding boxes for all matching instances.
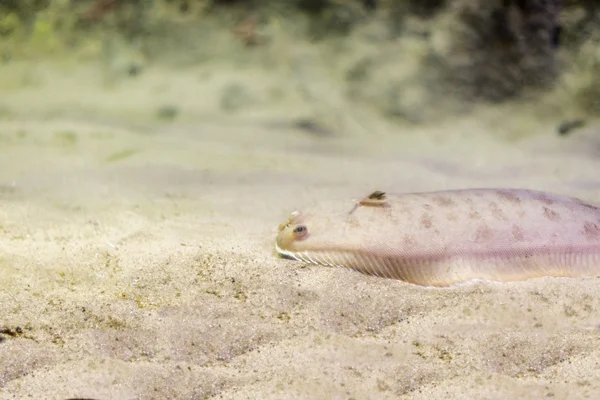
[292,225,308,238]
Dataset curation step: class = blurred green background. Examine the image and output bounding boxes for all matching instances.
[0,0,598,134]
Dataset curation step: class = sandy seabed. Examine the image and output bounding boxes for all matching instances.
[1,63,600,400]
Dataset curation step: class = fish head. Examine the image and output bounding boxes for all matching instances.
[275,209,342,258]
[276,210,311,256]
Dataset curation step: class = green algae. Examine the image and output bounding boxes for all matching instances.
[105,148,138,163]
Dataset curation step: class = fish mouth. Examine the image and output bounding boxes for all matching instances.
[274,243,301,261]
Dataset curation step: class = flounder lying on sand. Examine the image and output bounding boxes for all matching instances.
[275,188,600,287]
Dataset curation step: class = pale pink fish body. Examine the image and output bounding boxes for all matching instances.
[275,188,600,286]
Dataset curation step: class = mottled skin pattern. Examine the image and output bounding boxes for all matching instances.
[276,189,600,287]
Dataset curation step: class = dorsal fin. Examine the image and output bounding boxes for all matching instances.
[359,190,388,207]
[348,190,389,216]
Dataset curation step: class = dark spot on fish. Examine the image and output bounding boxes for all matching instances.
[497,190,521,204]
[489,202,507,220]
[403,234,417,250]
[543,206,561,222]
[420,213,433,229]
[474,224,494,243]
[512,224,525,241]
[534,192,555,205]
[432,195,454,207]
[423,203,433,211]
[469,211,482,220]
[583,222,600,240]
[446,212,458,222]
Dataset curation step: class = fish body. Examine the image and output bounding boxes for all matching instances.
[275,188,600,287]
